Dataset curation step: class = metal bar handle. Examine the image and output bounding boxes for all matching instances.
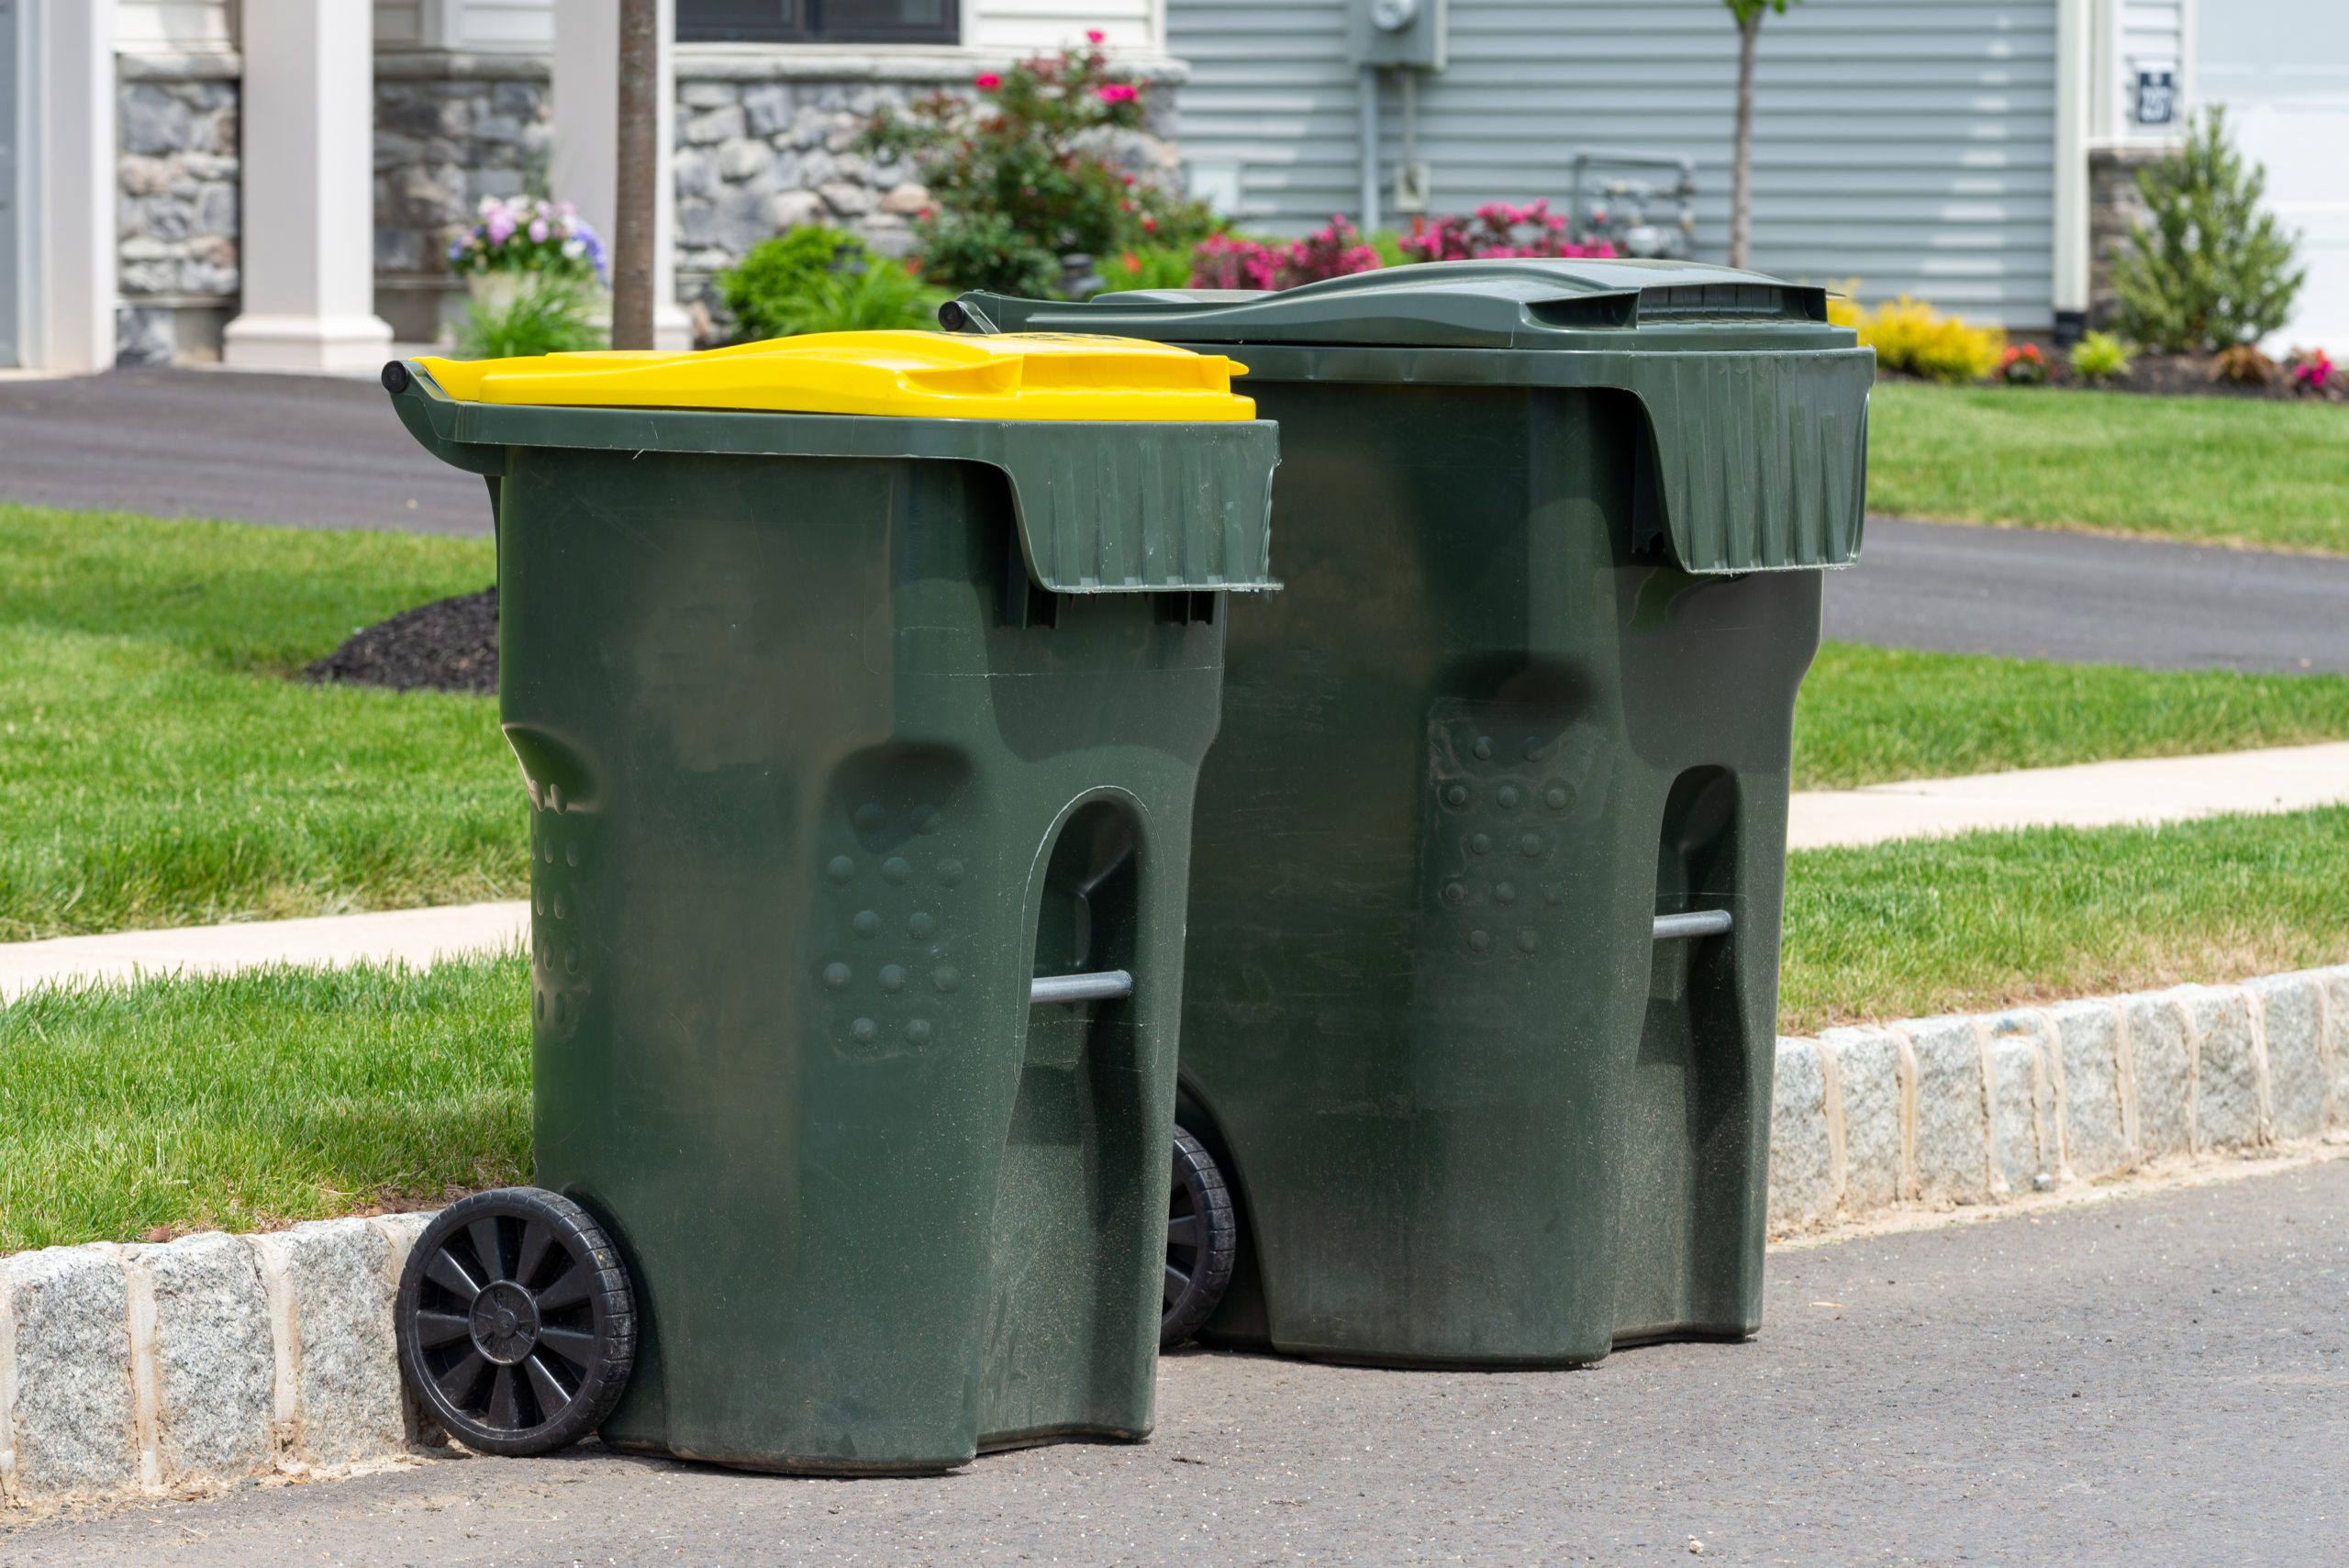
[1030,970,1135,1006]
[1652,910,1733,942]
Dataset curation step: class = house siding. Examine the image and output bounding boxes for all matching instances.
[1171,0,2062,327]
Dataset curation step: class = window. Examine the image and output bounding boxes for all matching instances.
[677,0,959,45]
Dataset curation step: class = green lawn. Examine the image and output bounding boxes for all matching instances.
[1780,806,2349,1032]
[1865,381,2349,554]
[0,505,517,940]
[0,956,529,1252]
[1794,643,2349,789]
[4,806,2341,1251]
[6,503,2349,941]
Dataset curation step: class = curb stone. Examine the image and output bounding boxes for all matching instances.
[1770,964,2349,1243]
[2,962,2345,1505]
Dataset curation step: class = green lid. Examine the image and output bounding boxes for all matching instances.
[947,258,1852,352]
[949,260,1870,577]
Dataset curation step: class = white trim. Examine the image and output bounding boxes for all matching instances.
[552,0,690,349]
[29,0,116,373]
[223,0,395,371]
[2054,0,2092,317]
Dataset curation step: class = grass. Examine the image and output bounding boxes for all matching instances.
[1793,642,2349,789]
[1865,381,2349,554]
[6,503,2349,940]
[0,957,529,1253]
[0,504,520,940]
[2,807,2340,1251]
[1778,806,2349,1033]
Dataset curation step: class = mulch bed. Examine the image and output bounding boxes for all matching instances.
[306,586,498,695]
[1887,352,2343,402]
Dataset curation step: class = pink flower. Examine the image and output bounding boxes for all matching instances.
[528,217,550,243]
[1086,28,1106,43]
[1096,82,1137,104]
[974,72,1002,90]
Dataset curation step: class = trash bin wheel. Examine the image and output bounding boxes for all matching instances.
[396,1187,637,1457]
[1162,1127,1237,1349]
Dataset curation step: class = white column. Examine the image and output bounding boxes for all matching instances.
[222,0,394,371]
[31,0,118,373]
[553,0,691,350]
[2052,0,2093,326]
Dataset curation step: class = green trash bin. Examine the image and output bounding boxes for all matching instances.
[948,261,1870,1366]
[381,332,1278,1471]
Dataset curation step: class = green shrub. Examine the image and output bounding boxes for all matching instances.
[2115,107,2304,353]
[1839,295,2005,384]
[453,274,604,359]
[717,228,939,339]
[1095,245,1197,293]
[861,39,1216,296]
[2068,329,2133,384]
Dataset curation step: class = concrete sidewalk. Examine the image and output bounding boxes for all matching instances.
[1787,740,2349,850]
[0,900,526,1002]
[0,742,2343,999]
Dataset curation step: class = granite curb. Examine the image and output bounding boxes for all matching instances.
[5,963,2343,1506]
[1768,963,2349,1233]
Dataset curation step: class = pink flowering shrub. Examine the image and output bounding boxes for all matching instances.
[1398,201,1616,263]
[1188,217,1382,290]
[2287,346,2336,394]
[862,38,1214,296]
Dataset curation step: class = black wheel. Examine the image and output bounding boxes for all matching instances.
[397,1187,636,1457]
[1162,1126,1237,1349]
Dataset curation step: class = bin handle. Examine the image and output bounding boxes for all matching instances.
[1030,971,1134,1005]
[1652,910,1732,941]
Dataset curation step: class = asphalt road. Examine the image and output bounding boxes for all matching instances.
[1829,517,2349,675]
[7,1158,2343,1567]
[0,367,490,536]
[5,369,2348,674]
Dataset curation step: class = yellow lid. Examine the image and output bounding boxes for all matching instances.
[416,330,1253,421]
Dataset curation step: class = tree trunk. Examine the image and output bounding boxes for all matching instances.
[1730,9,1761,270]
[611,0,660,350]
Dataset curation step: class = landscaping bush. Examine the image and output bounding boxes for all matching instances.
[717,226,937,339]
[1397,200,1616,262]
[2210,342,2277,385]
[1842,295,2005,384]
[1096,245,1197,293]
[2114,106,2304,353]
[862,37,1214,296]
[2287,346,2337,397]
[1998,342,2052,385]
[2067,329,2132,384]
[455,273,604,359]
[1189,217,1383,290]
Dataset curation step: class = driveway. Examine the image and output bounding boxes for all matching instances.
[6,1158,2342,1567]
[6,371,2348,674]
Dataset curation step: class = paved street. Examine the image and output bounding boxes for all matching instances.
[6,371,2349,674]
[8,1157,2343,1567]
[0,368,488,536]
[1829,517,2349,675]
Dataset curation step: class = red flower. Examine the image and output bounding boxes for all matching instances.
[1095,83,1138,104]
[974,72,1002,90]
[1121,250,1142,272]
[1086,28,1107,44]
[1141,216,1157,233]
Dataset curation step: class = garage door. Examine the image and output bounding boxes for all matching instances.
[2198,0,2349,349]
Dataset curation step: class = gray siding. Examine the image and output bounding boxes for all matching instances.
[1171,0,2060,327]
[0,0,16,368]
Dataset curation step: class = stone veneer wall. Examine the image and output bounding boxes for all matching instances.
[373,54,554,348]
[671,53,1184,339]
[2087,145,2167,332]
[107,51,1184,361]
[117,59,242,366]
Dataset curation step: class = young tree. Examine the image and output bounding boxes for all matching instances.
[2113,106,2304,353]
[1724,0,1800,271]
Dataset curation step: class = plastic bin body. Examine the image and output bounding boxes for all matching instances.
[951,263,1870,1366]
[389,341,1276,1468]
